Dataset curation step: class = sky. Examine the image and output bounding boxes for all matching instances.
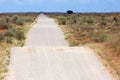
[0,0,120,12]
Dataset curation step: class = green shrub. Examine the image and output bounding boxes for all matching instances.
[113,16,119,22]
[0,22,11,29]
[83,17,95,24]
[100,20,107,26]
[101,14,106,20]
[12,39,24,46]
[0,33,4,41]
[11,15,24,25]
[92,34,107,43]
[5,16,10,23]
[0,18,7,23]
[4,37,13,44]
[4,29,15,37]
[3,30,25,43]
[59,19,66,25]
[66,19,77,25]
[24,17,33,22]
[69,15,77,24]
[14,30,25,40]
[0,18,11,29]
[69,40,79,46]
[57,17,67,25]
[15,18,24,25]
[11,15,19,23]
[0,16,10,23]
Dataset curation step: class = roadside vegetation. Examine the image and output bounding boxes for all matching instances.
[0,13,39,80]
[48,13,120,80]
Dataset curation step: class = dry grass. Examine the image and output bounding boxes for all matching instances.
[0,13,39,80]
[48,13,120,79]
[88,43,120,80]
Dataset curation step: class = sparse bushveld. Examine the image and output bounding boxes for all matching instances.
[0,13,39,80]
[48,13,120,79]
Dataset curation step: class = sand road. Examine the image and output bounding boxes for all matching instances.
[6,14,113,80]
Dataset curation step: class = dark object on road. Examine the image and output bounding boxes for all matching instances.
[67,10,73,14]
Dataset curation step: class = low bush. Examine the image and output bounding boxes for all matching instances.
[4,29,15,37]
[0,18,7,23]
[15,18,24,25]
[69,40,79,46]
[0,20,11,29]
[100,20,107,26]
[14,30,25,40]
[4,29,25,43]
[86,17,95,24]
[0,33,4,41]
[0,23,10,29]
[57,17,67,25]
[11,15,25,25]
[66,19,77,25]
[113,16,119,22]
[92,34,108,43]
[24,17,33,22]
[79,26,94,32]
[4,37,13,44]
[11,15,19,23]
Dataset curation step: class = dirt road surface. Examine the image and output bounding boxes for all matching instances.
[25,14,68,46]
[5,14,113,80]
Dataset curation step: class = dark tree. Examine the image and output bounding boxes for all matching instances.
[67,10,73,14]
